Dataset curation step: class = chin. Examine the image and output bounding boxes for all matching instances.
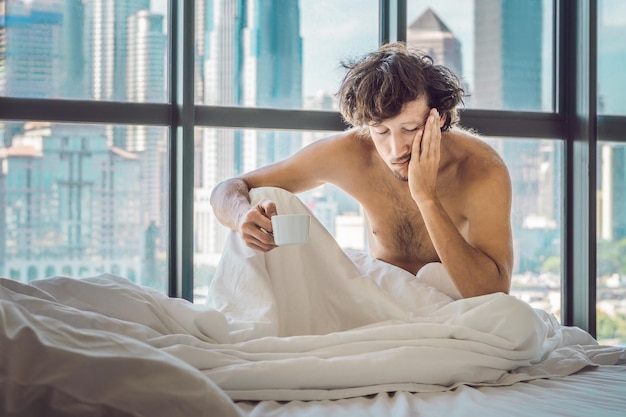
[391,169,408,182]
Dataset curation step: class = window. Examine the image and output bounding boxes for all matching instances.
[0,122,170,292]
[488,137,563,321]
[195,0,378,110]
[406,0,554,112]
[0,0,168,102]
[404,0,559,317]
[0,1,619,344]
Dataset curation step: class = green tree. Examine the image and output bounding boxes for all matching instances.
[598,237,626,277]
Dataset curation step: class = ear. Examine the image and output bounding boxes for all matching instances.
[438,112,447,129]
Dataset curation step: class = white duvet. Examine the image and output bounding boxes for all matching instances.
[1,187,624,416]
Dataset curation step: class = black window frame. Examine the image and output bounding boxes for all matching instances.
[0,0,622,337]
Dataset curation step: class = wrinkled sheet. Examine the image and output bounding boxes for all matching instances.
[204,187,625,400]
[1,187,624,413]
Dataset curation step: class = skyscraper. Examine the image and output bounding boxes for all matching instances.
[0,123,144,282]
[599,144,626,241]
[474,0,543,111]
[407,7,463,80]
[0,0,167,285]
[0,0,63,99]
[84,0,150,102]
[61,0,85,99]
[474,0,558,248]
[125,10,168,250]
[195,0,303,259]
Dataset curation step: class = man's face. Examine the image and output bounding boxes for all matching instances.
[367,97,432,181]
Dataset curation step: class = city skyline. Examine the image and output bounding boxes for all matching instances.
[1,0,625,344]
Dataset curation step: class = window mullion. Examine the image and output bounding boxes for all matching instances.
[168,0,195,301]
[562,0,598,336]
[379,0,406,45]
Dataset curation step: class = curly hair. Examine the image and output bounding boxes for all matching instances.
[337,42,465,132]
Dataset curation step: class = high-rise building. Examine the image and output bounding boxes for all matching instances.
[474,0,557,234]
[599,144,626,241]
[0,0,63,98]
[474,0,543,111]
[84,0,150,102]
[61,0,85,98]
[126,10,168,247]
[126,10,166,106]
[0,1,167,285]
[0,124,144,282]
[407,7,463,80]
[195,0,303,259]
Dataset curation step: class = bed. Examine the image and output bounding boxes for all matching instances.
[1,187,625,417]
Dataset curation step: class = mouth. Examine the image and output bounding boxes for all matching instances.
[391,157,410,167]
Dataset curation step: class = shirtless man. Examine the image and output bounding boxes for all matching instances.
[210,42,513,298]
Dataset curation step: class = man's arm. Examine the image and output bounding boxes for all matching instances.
[409,110,513,297]
[416,170,513,297]
[210,178,278,251]
[210,132,353,251]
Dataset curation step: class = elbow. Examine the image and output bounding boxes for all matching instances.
[210,178,248,208]
[494,264,512,295]
[462,262,511,298]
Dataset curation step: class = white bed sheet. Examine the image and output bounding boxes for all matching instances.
[238,364,626,417]
[2,186,625,416]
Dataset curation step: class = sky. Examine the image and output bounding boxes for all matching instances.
[598,0,626,115]
[150,0,473,99]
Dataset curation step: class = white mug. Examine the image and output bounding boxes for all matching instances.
[271,214,310,246]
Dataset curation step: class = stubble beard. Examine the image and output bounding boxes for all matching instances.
[390,154,410,182]
[391,168,408,182]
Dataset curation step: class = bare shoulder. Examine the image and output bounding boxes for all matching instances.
[301,128,373,170]
[449,128,510,187]
[445,128,512,214]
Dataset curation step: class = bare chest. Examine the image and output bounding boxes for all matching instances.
[346,164,466,274]
[364,194,440,273]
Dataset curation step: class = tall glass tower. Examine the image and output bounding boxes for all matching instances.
[474,0,543,111]
[407,7,463,80]
[84,0,150,102]
[196,0,303,259]
[0,0,63,99]
[474,0,558,273]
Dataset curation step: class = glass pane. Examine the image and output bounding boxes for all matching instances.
[486,138,563,321]
[194,0,378,110]
[598,0,626,115]
[0,121,170,293]
[0,0,168,102]
[597,141,626,346]
[406,0,554,112]
[195,129,563,316]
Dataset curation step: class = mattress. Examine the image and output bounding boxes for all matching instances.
[238,364,626,417]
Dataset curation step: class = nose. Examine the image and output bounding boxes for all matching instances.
[389,132,409,158]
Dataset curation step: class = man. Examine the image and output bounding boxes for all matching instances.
[210,42,513,299]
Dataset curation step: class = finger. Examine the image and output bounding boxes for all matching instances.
[265,201,278,218]
[424,110,440,159]
[242,221,276,246]
[257,198,277,218]
[419,118,434,162]
[245,238,276,252]
[411,128,423,158]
